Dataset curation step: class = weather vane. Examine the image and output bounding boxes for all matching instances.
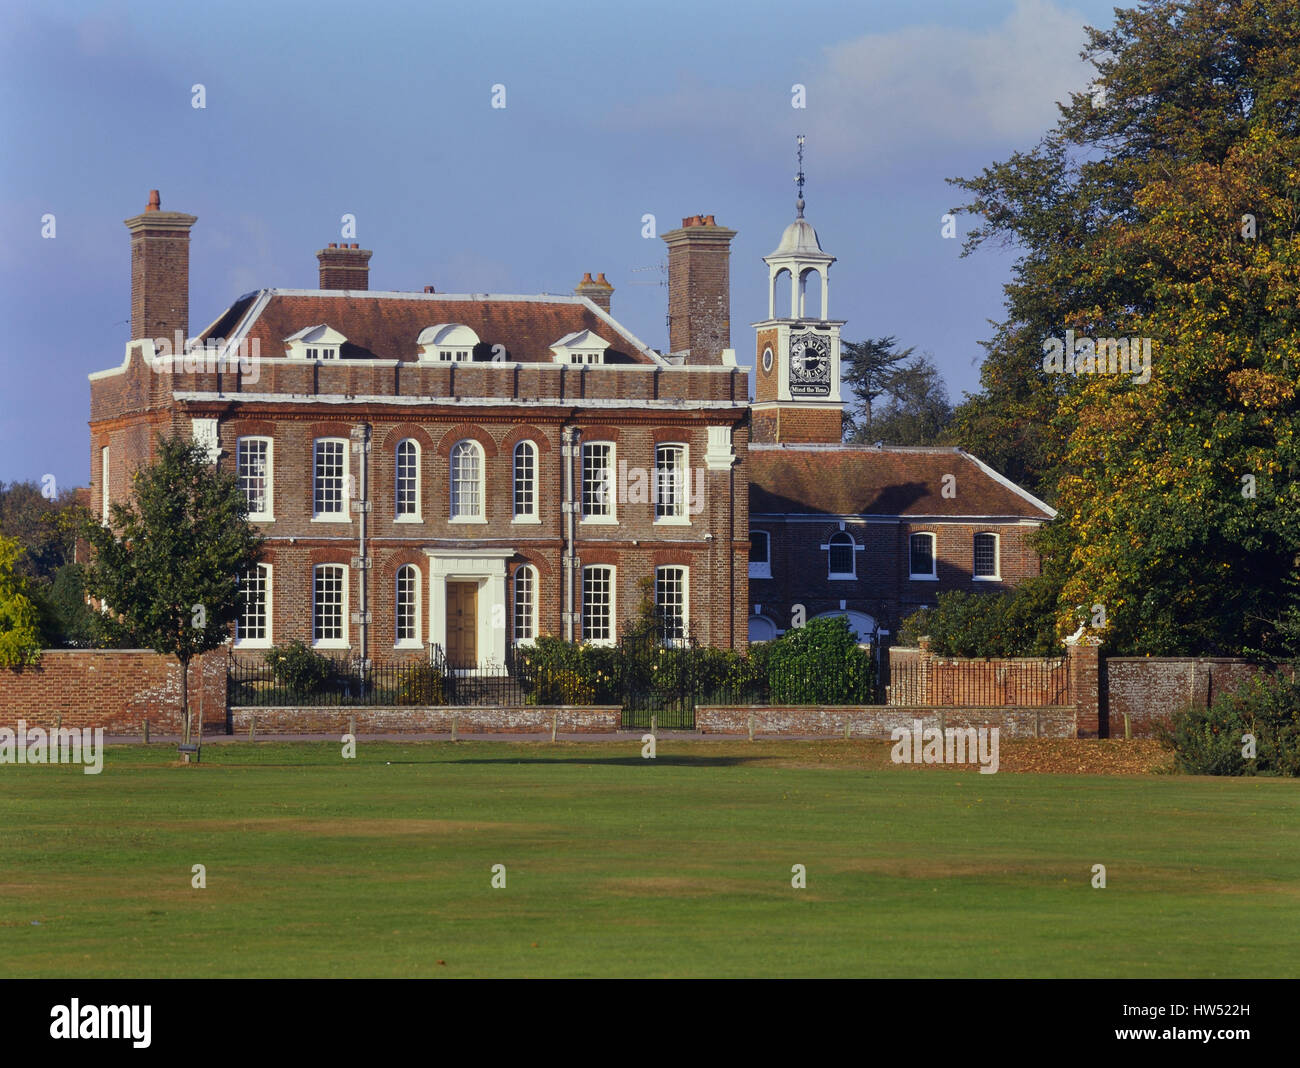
[795,134,806,218]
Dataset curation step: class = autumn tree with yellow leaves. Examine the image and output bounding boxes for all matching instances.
[949,0,1300,655]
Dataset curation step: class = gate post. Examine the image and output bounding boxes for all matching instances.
[1068,642,1102,739]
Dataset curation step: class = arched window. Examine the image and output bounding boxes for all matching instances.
[909,533,937,579]
[395,439,420,519]
[973,532,999,579]
[748,614,777,642]
[828,531,856,578]
[513,564,537,644]
[450,440,483,519]
[513,441,537,520]
[395,564,420,646]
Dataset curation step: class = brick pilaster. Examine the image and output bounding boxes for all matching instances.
[1069,643,1101,738]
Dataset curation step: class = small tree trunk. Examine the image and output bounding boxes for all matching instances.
[194,658,204,763]
[179,655,191,754]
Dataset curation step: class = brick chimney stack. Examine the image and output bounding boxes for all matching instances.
[661,215,736,365]
[124,190,197,342]
[574,271,614,313]
[317,242,372,290]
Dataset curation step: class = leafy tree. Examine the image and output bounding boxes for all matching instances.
[0,480,77,582]
[947,0,1300,655]
[0,535,44,667]
[899,574,1065,658]
[840,336,915,438]
[31,562,98,648]
[852,352,954,445]
[82,435,264,759]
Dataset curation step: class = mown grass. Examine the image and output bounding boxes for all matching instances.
[1,740,1296,977]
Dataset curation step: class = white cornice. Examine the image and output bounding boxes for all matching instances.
[170,391,747,411]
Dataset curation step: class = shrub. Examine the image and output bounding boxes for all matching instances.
[899,576,1063,657]
[264,640,333,696]
[1161,669,1300,777]
[763,616,875,704]
[396,662,444,706]
[517,637,607,705]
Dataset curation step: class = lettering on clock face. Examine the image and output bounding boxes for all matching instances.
[789,332,830,396]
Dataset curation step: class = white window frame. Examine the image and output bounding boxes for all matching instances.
[395,439,421,522]
[655,565,689,646]
[581,565,616,646]
[654,443,690,524]
[513,564,538,645]
[909,532,938,580]
[581,442,617,524]
[973,531,1001,581]
[313,438,350,523]
[449,439,486,523]
[395,564,421,648]
[439,348,471,362]
[748,530,771,579]
[313,563,349,649]
[234,563,272,647]
[237,436,274,521]
[512,441,539,523]
[826,530,857,580]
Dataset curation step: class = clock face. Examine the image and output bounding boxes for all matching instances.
[762,346,773,373]
[789,332,831,396]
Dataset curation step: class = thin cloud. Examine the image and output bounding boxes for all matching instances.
[610,0,1093,167]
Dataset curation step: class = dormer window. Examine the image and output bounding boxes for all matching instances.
[285,325,347,360]
[417,324,480,362]
[551,329,609,365]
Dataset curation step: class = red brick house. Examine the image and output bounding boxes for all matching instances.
[88,191,1051,670]
[90,194,750,671]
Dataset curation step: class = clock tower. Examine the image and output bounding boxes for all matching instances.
[752,137,846,444]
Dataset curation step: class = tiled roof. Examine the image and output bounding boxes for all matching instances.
[194,290,659,365]
[749,444,1055,519]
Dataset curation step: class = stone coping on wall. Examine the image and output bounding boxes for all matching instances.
[1104,656,1260,663]
[697,705,1077,738]
[228,705,621,734]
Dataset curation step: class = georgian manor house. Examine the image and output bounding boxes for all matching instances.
[88,189,1053,671]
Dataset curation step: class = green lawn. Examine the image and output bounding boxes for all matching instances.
[1,740,1296,977]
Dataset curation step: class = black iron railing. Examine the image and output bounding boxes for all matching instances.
[886,656,1069,707]
[229,635,886,728]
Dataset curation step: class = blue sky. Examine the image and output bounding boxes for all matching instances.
[0,0,1120,488]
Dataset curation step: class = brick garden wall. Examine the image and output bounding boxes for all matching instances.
[0,649,227,733]
[1104,658,1278,738]
[228,705,620,734]
[697,705,1076,738]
